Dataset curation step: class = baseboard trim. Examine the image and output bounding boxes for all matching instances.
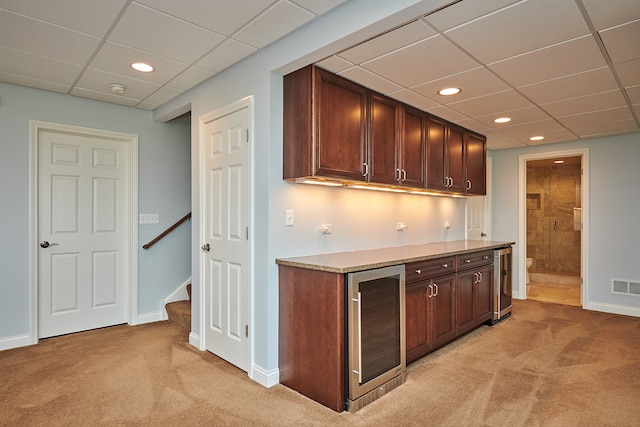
[0,334,35,351]
[136,311,163,325]
[189,332,201,349]
[250,364,279,388]
[584,301,640,318]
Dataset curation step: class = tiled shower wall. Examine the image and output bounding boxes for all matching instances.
[526,163,581,275]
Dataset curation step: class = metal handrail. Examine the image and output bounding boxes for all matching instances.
[142,212,191,249]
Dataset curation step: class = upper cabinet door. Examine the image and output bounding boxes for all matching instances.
[314,68,368,181]
[446,124,466,194]
[465,132,486,195]
[369,92,399,185]
[282,65,367,182]
[426,116,447,192]
[400,105,426,188]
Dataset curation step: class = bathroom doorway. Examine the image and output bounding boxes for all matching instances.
[518,148,589,308]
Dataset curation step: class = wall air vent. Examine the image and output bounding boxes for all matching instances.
[611,279,640,297]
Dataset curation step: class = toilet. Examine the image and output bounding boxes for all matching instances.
[526,258,533,284]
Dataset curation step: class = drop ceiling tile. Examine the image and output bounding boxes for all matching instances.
[615,58,640,88]
[447,89,532,118]
[362,35,478,88]
[75,68,161,100]
[0,0,129,38]
[444,0,589,64]
[196,39,257,73]
[518,67,618,105]
[338,20,434,64]
[109,3,225,64]
[627,85,640,104]
[599,20,640,64]
[455,118,492,134]
[71,87,141,107]
[89,42,189,85]
[411,67,510,104]
[499,119,567,141]
[337,66,402,94]
[316,55,353,73]
[137,86,184,110]
[290,0,348,15]
[234,1,315,49]
[489,36,607,88]
[557,107,637,137]
[0,46,82,86]
[476,106,552,128]
[0,71,71,94]
[426,105,469,123]
[168,66,216,91]
[483,130,527,150]
[386,89,440,112]
[0,10,100,65]
[581,0,640,31]
[540,90,627,117]
[423,0,520,31]
[135,0,273,36]
[567,118,639,139]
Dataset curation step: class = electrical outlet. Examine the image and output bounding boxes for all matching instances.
[444,221,451,229]
[285,209,294,226]
[320,224,332,234]
[140,214,159,224]
[397,222,407,231]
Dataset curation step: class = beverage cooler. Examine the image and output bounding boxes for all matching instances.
[492,247,513,323]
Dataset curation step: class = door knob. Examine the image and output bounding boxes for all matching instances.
[201,243,210,252]
[40,241,58,248]
[481,232,487,237]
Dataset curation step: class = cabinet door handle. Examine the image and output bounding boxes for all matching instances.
[426,285,433,298]
[396,168,401,182]
[402,169,407,182]
[363,163,369,177]
[467,180,472,190]
[433,283,439,297]
[473,272,478,283]
[478,272,483,282]
[449,177,454,187]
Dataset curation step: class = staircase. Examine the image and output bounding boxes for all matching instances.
[166,283,191,331]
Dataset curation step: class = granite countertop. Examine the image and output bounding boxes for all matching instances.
[275,240,515,274]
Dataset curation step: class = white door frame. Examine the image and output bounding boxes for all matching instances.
[517,148,589,306]
[28,120,139,344]
[197,96,254,366]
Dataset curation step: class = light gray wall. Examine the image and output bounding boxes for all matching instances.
[154,0,471,379]
[0,82,191,342]
[490,132,640,315]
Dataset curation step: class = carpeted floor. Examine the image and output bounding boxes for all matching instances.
[1,299,639,426]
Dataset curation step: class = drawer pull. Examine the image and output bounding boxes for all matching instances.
[464,259,471,263]
[441,263,449,268]
[483,255,490,260]
[415,269,422,274]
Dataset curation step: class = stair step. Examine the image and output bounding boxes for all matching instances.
[166,300,191,330]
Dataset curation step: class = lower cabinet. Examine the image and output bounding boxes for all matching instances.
[406,251,494,364]
[406,274,455,364]
[456,264,493,335]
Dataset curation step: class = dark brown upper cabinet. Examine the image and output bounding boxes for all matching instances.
[283,65,484,196]
[283,65,368,182]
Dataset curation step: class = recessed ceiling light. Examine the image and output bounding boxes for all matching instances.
[529,136,544,141]
[131,62,154,72]
[554,160,565,164]
[438,87,461,96]
[494,117,511,124]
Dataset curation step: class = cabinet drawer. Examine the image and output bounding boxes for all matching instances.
[457,250,493,270]
[405,256,456,283]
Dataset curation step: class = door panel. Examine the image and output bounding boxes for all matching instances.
[39,130,129,338]
[203,107,250,372]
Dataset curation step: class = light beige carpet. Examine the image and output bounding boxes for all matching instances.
[1,299,639,426]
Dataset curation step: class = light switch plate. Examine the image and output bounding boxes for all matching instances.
[140,213,159,224]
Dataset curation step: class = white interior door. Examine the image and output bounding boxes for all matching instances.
[202,106,250,372]
[38,129,130,338]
